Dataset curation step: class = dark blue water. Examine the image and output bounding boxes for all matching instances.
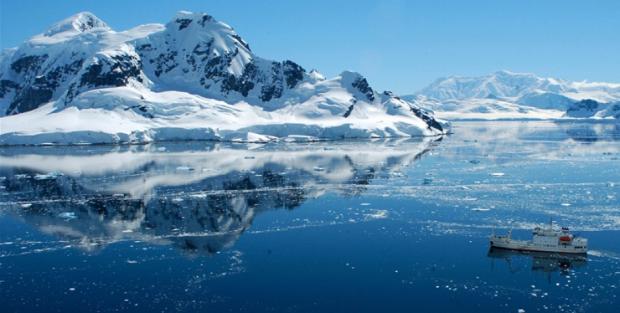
[1,121,619,313]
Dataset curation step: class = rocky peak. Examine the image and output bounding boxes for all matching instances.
[44,12,110,37]
[163,11,251,53]
[340,71,375,102]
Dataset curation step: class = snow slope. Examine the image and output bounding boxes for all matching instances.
[405,70,620,120]
[0,12,447,145]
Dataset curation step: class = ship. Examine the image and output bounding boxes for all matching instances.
[489,221,587,254]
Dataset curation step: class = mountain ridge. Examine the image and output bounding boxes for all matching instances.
[0,11,447,145]
[406,70,620,120]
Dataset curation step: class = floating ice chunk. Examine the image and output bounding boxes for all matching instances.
[313,166,325,172]
[58,212,77,220]
[126,260,138,264]
[68,287,76,291]
[560,203,571,207]
[34,172,62,180]
[364,210,388,220]
[176,166,194,171]
[471,208,490,212]
[490,172,505,177]
[360,203,371,206]
[20,203,32,208]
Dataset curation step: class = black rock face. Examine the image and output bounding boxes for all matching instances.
[221,61,259,97]
[5,54,86,115]
[231,34,251,51]
[59,53,143,106]
[260,63,284,102]
[352,77,375,102]
[79,54,143,88]
[410,105,443,132]
[152,50,178,77]
[10,55,48,74]
[8,87,53,114]
[282,60,305,89]
[197,14,214,27]
[0,80,18,97]
[567,99,600,113]
[175,18,193,30]
[343,103,355,118]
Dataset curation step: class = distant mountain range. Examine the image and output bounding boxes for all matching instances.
[0,11,446,145]
[404,70,620,120]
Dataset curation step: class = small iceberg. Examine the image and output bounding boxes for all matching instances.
[471,207,491,212]
[58,212,77,220]
[364,209,389,220]
[34,171,63,180]
[176,166,194,171]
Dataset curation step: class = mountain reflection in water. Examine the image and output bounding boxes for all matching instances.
[0,139,438,255]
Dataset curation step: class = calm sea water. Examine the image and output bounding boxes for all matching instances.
[1,121,619,313]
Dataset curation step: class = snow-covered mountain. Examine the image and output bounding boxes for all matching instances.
[0,11,447,145]
[405,70,620,120]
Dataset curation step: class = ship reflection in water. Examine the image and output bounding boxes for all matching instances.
[487,247,587,275]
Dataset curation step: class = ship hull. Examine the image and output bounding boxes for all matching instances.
[489,237,587,254]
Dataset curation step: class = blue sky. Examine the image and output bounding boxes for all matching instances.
[1,0,619,93]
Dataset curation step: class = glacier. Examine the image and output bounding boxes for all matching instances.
[0,12,447,146]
